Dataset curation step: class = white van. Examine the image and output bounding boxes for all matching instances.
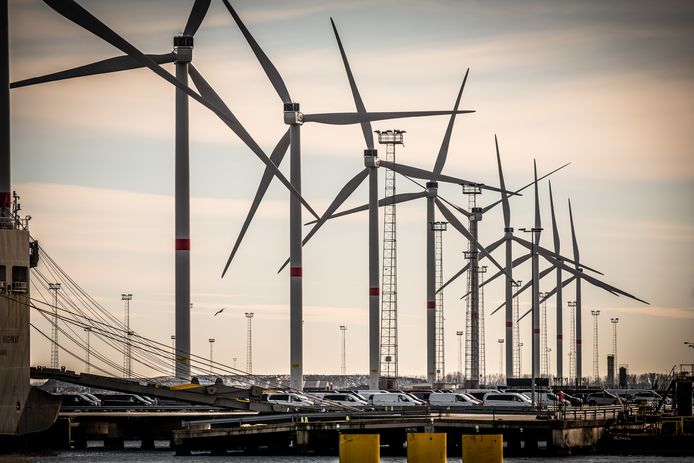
[371,392,419,407]
[264,393,315,408]
[482,392,533,407]
[429,392,479,407]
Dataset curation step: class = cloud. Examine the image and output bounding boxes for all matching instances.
[611,306,694,320]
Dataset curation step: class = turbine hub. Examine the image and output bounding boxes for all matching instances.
[364,149,379,168]
[283,103,303,125]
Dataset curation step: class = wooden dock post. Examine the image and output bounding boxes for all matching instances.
[462,434,503,462]
[407,432,446,463]
[339,433,379,463]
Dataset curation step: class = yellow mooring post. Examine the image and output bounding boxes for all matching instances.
[462,434,504,463]
[339,433,380,463]
[407,432,446,463]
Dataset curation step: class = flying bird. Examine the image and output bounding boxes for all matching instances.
[214,307,226,317]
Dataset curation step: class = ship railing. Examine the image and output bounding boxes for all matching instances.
[554,404,623,421]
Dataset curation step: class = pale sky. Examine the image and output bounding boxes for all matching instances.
[8,0,694,378]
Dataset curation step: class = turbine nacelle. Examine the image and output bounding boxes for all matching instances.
[283,102,303,125]
[173,35,193,62]
[426,181,438,197]
[363,149,379,168]
[471,206,483,222]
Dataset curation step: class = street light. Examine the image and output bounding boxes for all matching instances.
[457,330,464,384]
[498,339,504,377]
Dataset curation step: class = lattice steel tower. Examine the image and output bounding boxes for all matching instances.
[591,309,600,384]
[568,301,576,383]
[245,312,254,374]
[122,293,132,378]
[433,221,447,383]
[463,185,482,387]
[340,325,347,375]
[48,283,61,369]
[610,318,619,372]
[478,265,488,384]
[540,291,548,377]
[376,129,405,388]
[512,280,522,378]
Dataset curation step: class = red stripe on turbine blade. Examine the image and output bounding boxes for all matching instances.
[369,287,379,296]
[506,322,513,328]
[176,238,190,250]
[290,267,302,277]
[427,301,436,309]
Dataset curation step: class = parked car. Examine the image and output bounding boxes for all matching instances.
[408,390,435,402]
[429,392,480,407]
[319,393,369,408]
[559,392,583,406]
[632,390,668,406]
[356,390,390,401]
[371,392,419,407]
[584,390,622,406]
[264,392,316,409]
[482,392,533,407]
[463,389,502,401]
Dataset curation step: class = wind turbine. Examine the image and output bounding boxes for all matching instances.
[220,4,479,390]
[512,197,649,384]
[12,0,318,380]
[436,139,569,380]
[301,127,514,385]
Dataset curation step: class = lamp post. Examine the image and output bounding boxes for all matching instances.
[519,342,524,377]
[611,318,619,371]
[498,339,504,378]
[84,327,91,373]
[340,325,347,375]
[457,330,464,384]
[170,335,176,376]
[591,310,600,385]
[208,338,215,372]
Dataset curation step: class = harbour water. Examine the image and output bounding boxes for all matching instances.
[1,445,691,463]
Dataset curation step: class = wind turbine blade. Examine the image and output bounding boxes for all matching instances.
[568,198,580,265]
[533,159,542,234]
[222,129,290,278]
[437,262,469,294]
[464,249,531,297]
[432,69,469,176]
[482,162,570,214]
[400,174,471,217]
[222,0,291,104]
[512,235,602,275]
[11,53,175,88]
[302,109,475,125]
[330,18,373,150]
[518,274,578,321]
[183,0,211,36]
[305,191,427,225]
[549,180,560,254]
[543,253,650,305]
[381,160,505,193]
[278,168,370,273]
[494,134,511,229]
[188,64,318,220]
[42,1,317,220]
[435,198,512,280]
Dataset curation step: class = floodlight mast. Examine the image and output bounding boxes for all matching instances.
[0,1,8,225]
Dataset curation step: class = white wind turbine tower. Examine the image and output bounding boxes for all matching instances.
[221,5,477,391]
[13,0,317,381]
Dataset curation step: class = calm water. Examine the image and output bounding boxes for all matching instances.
[1,449,691,463]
